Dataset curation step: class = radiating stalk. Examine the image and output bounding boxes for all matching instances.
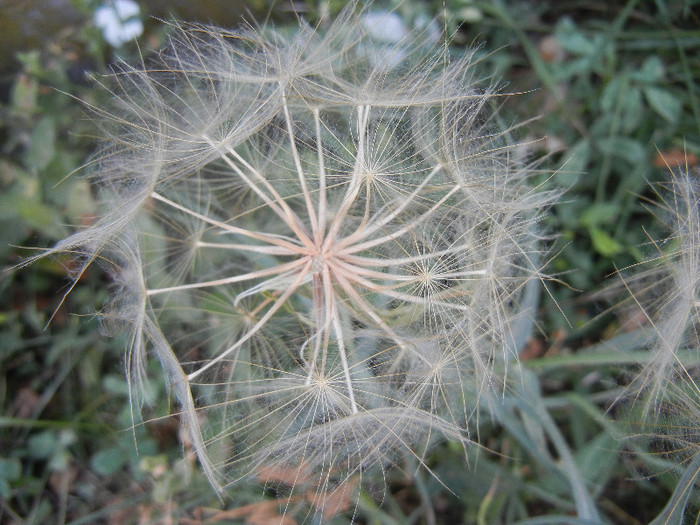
[337,164,443,249]
[147,258,308,297]
[188,260,313,381]
[325,104,370,245]
[328,278,359,414]
[313,108,328,246]
[332,266,430,367]
[151,192,306,253]
[343,185,461,254]
[281,90,319,241]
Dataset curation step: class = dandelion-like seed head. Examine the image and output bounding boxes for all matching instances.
[614,167,700,417]
[36,4,553,514]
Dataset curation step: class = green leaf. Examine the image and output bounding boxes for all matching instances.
[0,479,10,500]
[589,227,623,257]
[631,56,664,83]
[556,198,591,229]
[644,86,681,123]
[24,117,56,173]
[12,194,67,239]
[559,140,590,186]
[91,447,128,476]
[597,137,646,164]
[650,453,700,525]
[15,50,42,74]
[600,76,643,133]
[579,203,620,227]
[600,76,625,114]
[10,74,38,115]
[67,179,97,219]
[102,374,130,396]
[555,18,595,56]
[28,430,59,459]
[0,457,21,482]
[621,88,643,133]
[575,432,620,490]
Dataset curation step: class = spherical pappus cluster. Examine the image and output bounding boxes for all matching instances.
[33,4,555,514]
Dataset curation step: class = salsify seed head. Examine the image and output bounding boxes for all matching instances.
[36,4,555,506]
[612,167,700,417]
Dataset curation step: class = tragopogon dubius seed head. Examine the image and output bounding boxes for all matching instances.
[609,168,700,522]
[29,4,555,511]
[613,167,700,417]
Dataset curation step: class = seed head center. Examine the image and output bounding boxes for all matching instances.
[310,240,334,274]
[312,252,325,274]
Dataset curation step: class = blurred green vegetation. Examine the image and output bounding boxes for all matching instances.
[1,0,699,523]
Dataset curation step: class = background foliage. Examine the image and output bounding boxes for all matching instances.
[1,0,699,523]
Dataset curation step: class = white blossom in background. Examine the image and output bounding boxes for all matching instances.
[359,9,440,69]
[360,10,408,43]
[94,0,143,47]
